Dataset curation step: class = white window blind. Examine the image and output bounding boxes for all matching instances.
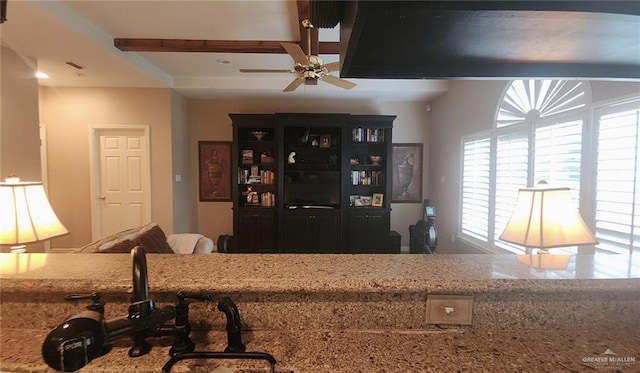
[595,103,640,255]
[534,120,583,202]
[459,80,640,266]
[461,137,491,241]
[535,119,585,254]
[494,132,529,252]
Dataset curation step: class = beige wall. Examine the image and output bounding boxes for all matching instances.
[170,90,195,233]
[188,99,434,246]
[1,47,41,181]
[35,87,433,249]
[428,81,506,253]
[39,87,175,248]
[428,80,640,254]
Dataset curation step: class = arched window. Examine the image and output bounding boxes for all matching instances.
[496,80,586,128]
[461,79,590,253]
[462,79,640,261]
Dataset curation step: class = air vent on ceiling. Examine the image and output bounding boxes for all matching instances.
[65,61,84,70]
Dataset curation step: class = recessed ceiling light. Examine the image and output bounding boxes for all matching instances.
[35,72,49,79]
[216,59,231,65]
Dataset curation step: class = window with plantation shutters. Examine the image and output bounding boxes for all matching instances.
[460,79,640,267]
[459,79,589,254]
[534,120,583,200]
[461,137,491,242]
[493,132,529,251]
[533,119,584,254]
[595,101,640,256]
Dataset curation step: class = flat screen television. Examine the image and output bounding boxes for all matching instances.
[284,171,340,208]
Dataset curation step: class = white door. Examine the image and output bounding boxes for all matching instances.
[90,126,151,240]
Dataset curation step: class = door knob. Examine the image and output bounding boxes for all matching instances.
[99,196,106,200]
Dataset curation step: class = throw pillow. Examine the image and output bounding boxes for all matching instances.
[77,227,139,253]
[134,224,174,254]
[99,239,138,253]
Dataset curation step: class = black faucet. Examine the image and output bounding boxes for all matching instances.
[131,245,149,302]
[167,293,246,354]
[162,297,277,373]
[42,247,176,371]
[127,246,157,357]
[217,296,246,353]
[42,247,276,372]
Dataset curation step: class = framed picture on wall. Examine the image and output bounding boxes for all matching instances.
[198,141,232,202]
[391,143,423,203]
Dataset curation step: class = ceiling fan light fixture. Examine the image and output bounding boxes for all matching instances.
[238,18,355,92]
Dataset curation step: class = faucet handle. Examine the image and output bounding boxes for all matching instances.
[128,299,156,319]
[65,292,105,314]
[177,291,213,303]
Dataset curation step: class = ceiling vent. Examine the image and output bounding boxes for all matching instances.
[65,61,84,70]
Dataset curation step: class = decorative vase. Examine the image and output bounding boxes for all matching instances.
[397,153,414,198]
[206,151,223,197]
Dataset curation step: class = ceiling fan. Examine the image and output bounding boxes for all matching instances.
[239,19,356,92]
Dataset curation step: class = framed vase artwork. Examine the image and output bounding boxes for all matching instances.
[199,141,232,202]
[391,143,423,203]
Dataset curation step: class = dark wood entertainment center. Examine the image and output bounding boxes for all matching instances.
[230,113,396,253]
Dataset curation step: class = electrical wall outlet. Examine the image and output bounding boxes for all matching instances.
[425,295,473,325]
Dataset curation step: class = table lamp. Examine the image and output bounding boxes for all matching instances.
[0,176,68,253]
[499,181,597,254]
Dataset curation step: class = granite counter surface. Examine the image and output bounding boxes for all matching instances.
[2,328,639,372]
[1,253,639,295]
[1,253,639,372]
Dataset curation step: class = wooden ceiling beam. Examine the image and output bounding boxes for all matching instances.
[114,38,339,54]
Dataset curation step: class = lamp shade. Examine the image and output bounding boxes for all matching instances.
[0,180,68,245]
[499,185,597,249]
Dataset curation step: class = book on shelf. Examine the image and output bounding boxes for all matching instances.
[242,150,253,165]
[351,170,383,185]
[261,192,275,207]
[352,128,385,143]
[260,170,275,184]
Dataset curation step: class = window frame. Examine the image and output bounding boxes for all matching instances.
[459,80,640,257]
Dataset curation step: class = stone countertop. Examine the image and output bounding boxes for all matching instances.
[1,253,639,296]
[2,328,639,373]
[2,253,639,372]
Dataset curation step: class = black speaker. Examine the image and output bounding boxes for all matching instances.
[217,235,231,253]
[389,231,401,254]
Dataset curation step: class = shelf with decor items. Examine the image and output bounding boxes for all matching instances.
[234,122,277,208]
[230,113,395,254]
[231,114,278,253]
[343,115,396,253]
[283,124,342,209]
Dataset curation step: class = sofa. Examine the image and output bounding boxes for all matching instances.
[77,222,214,254]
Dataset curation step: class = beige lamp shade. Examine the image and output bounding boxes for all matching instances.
[0,179,68,245]
[499,185,597,250]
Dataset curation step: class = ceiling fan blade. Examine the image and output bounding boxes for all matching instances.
[283,78,305,92]
[324,61,340,72]
[320,74,357,90]
[281,42,308,66]
[240,69,292,73]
